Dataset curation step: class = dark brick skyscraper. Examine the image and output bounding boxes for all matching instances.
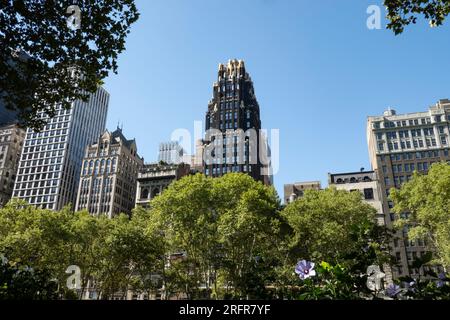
[203,59,271,185]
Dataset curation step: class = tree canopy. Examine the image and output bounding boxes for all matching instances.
[385,0,450,34]
[390,162,450,269]
[0,0,139,130]
[0,173,410,300]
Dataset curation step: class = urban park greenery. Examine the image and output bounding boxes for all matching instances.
[0,171,449,300]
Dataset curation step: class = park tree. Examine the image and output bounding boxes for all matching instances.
[390,162,450,270]
[146,173,283,299]
[213,173,282,299]
[0,255,59,300]
[0,0,139,130]
[384,0,450,34]
[280,188,389,298]
[0,200,164,300]
[147,173,218,299]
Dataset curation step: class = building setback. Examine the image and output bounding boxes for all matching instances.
[135,163,191,207]
[202,59,271,185]
[283,181,321,204]
[0,124,25,207]
[367,99,450,279]
[12,88,109,210]
[75,128,143,218]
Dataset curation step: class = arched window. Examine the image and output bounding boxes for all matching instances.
[141,188,149,199]
[88,160,94,175]
[106,159,111,173]
[100,159,105,174]
[82,161,88,175]
[112,158,117,172]
[94,160,100,175]
[151,187,160,199]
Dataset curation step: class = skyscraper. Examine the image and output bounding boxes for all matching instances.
[202,59,271,184]
[367,99,450,279]
[75,128,143,218]
[12,88,109,210]
[158,141,185,164]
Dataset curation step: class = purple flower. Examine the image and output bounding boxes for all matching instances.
[295,260,316,280]
[437,272,447,288]
[386,284,402,297]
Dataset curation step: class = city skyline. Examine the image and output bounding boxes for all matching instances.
[101,0,450,196]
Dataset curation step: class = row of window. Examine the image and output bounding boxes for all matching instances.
[205,165,252,176]
[25,130,68,146]
[379,137,445,151]
[17,165,62,177]
[82,158,117,176]
[22,139,67,154]
[381,150,448,162]
[374,115,450,129]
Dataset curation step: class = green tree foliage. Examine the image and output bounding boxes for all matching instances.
[147,173,282,299]
[0,174,391,300]
[390,162,450,269]
[280,188,389,299]
[282,188,385,265]
[0,200,163,299]
[0,0,139,130]
[384,0,450,34]
[0,256,59,300]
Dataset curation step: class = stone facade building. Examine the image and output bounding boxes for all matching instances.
[328,170,385,227]
[283,181,321,204]
[0,124,25,207]
[135,163,191,207]
[367,99,450,279]
[75,128,143,218]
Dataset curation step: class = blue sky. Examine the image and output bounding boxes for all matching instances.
[103,0,450,197]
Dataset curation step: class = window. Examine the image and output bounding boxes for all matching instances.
[363,188,374,200]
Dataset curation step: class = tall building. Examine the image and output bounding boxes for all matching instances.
[0,124,25,207]
[158,141,185,164]
[284,181,321,204]
[135,163,191,207]
[367,99,450,279]
[12,88,109,210]
[75,128,143,218]
[202,59,271,185]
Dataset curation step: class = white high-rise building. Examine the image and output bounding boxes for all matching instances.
[158,141,185,164]
[12,88,109,210]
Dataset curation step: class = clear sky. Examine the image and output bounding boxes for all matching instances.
[103,0,450,198]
